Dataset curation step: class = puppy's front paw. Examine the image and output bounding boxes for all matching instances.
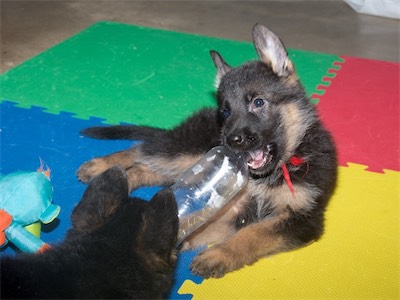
[77,159,110,182]
[190,246,236,278]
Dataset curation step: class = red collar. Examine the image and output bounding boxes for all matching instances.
[281,156,305,196]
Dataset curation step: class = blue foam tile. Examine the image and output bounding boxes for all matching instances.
[168,248,205,300]
[1,100,204,299]
[0,100,133,249]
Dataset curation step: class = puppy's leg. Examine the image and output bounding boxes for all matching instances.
[179,213,237,251]
[78,108,220,187]
[190,213,290,278]
[78,146,203,191]
[78,149,137,183]
[78,147,171,191]
[125,151,203,190]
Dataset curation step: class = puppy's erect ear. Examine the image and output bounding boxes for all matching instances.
[210,50,232,87]
[147,188,179,253]
[135,189,179,268]
[71,166,129,233]
[252,24,294,77]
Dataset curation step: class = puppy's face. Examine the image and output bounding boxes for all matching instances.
[211,25,308,177]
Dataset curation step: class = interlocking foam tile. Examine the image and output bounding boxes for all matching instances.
[168,248,204,300]
[1,21,341,128]
[179,164,400,299]
[1,22,398,299]
[0,100,133,247]
[310,60,343,104]
[0,101,202,300]
[315,56,400,173]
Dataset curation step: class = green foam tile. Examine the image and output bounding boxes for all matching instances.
[1,21,342,128]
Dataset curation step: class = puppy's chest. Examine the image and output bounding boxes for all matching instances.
[233,199,273,228]
[232,183,283,229]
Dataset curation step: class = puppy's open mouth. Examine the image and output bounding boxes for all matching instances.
[247,144,275,170]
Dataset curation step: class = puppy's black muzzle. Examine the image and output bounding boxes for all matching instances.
[225,127,259,151]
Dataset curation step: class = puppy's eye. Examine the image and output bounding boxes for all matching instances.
[253,98,265,108]
[221,108,231,118]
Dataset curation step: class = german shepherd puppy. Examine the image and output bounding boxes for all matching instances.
[1,167,178,299]
[77,24,337,278]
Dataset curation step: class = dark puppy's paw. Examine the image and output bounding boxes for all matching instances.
[190,246,234,279]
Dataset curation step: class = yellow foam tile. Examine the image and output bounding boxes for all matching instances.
[179,164,400,299]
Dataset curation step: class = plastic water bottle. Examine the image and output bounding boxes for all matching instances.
[172,146,249,245]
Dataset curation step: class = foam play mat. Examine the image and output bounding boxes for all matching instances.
[1,22,399,299]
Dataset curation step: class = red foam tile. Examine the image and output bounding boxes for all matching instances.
[316,56,399,172]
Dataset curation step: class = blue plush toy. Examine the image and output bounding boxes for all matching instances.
[0,162,60,253]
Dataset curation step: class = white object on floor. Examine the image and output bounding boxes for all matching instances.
[344,0,400,19]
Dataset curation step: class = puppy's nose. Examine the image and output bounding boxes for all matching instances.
[228,134,244,146]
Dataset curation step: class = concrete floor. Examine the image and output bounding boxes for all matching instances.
[1,1,399,73]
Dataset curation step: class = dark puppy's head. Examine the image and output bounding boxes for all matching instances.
[70,166,179,271]
[71,166,129,234]
[210,24,316,177]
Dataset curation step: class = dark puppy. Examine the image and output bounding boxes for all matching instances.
[78,24,337,278]
[1,167,178,299]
